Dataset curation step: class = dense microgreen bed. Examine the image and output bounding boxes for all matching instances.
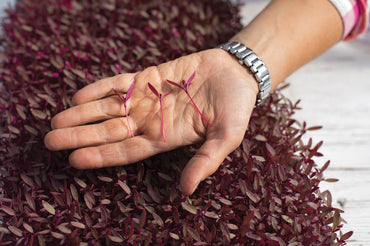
[0,0,351,245]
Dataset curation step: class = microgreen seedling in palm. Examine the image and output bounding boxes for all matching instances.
[112,81,135,137]
[147,82,172,143]
[166,71,212,127]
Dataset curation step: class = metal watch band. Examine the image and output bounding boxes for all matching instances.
[217,41,271,105]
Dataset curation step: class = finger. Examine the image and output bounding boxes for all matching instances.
[45,117,138,151]
[51,96,129,129]
[69,136,164,169]
[72,73,136,105]
[179,130,243,195]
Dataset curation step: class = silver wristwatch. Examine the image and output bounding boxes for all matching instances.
[217,42,271,105]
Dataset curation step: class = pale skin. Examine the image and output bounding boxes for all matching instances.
[44,0,343,195]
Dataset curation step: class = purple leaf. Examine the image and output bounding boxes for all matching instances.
[108,235,124,243]
[1,206,15,216]
[115,64,121,74]
[42,200,56,215]
[147,183,161,203]
[166,79,182,89]
[147,82,159,97]
[126,81,135,100]
[117,180,131,195]
[340,231,354,241]
[186,71,196,88]
[8,226,23,237]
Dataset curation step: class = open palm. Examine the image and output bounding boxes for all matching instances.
[45,49,258,195]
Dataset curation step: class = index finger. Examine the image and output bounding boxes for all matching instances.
[72,73,136,105]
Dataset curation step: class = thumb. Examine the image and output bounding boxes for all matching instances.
[179,129,244,195]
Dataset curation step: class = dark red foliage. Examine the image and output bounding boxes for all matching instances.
[0,0,351,245]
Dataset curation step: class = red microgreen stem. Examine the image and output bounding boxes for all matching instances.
[147,82,172,143]
[184,91,213,127]
[166,71,212,127]
[159,97,166,143]
[112,82,135,137]
[124,106,134,138]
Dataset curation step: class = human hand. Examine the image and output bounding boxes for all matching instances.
[44,49,258,195]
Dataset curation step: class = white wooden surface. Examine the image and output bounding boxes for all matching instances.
[0,0,14,15]
[1,0,369,244]
[241,1,370,245]
[286,39,370,246]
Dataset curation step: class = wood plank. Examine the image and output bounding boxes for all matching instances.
[320,169,370,202]
[286,40,370,169]
[320,170,370,245]
[0,0,15,16]
[338,200,370,246]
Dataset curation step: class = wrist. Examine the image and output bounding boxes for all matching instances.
[217,42,271,105]
[211,48,259,98]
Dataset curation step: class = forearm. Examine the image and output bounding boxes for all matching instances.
[231,0,343,90]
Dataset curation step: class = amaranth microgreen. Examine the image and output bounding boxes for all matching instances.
[166,71,212,127]
[0,0,351,243]
[147,82,172,143]
[112,81,135,137]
